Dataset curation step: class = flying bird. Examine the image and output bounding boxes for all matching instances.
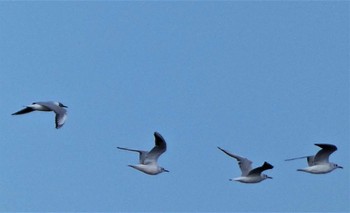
[117,132,169,175]
[12,101,68,129]
[217,147,273,183]
[285,143,343,174]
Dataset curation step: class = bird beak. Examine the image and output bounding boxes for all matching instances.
[338,166,343,169]
[63,105,68,108]
[163,169,169,172]
[267,176,273,179]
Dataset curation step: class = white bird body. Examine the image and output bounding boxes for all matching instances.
[12,101,68,129]
[233,175,269,184]
[117,132,169,175]
[128,164,165,175]
[218,147,273,184]
[27,102,57,111]
[297,164,340,174]
[285,143,343,174]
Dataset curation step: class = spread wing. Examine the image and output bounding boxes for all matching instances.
[12,107,35,115]
[36,102,67,128]
[217,147,252,176]
[314,143,337,164]
[117,147,148,164]
[285,155,315,166]
[55,111,67,129]
[248,162,273,176]
[145,132,167,164]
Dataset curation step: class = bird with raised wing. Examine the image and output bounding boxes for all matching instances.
[285,143,343,174]
[217,147,273,183]
[117,132,169,175]
[12,101,68,129]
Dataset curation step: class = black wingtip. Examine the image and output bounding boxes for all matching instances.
[154,131,161,137]
[314,143,337,150]
[11,107,34,115]
[11,111,22,115]
[263,162,274,169]
[154,131,165,141]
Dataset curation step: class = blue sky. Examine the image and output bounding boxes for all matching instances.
[0,2,348,212]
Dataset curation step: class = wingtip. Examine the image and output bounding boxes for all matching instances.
[55,125,63,129]
[217,146,224,151]
[154,131,166,144]
[264,161,274,169]
[11,111,22,115]
[314,143,337,148]
[154,131,162,138]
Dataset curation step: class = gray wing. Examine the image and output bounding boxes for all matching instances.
[144,132,167,164]
[117,147,149,164]
[285,155,315,166]
[314,143,337,164]
[217,147,252,176]
[306,156,315,166]
[55,111,67,129]
[248,162,273,176]
[36,102,67,128]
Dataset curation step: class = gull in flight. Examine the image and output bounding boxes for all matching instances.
[217,147,273,183]
[117,132,169,175]
[285,143,343,174]
[12,101,68,129]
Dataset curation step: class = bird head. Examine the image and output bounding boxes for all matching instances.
[333,163,343,169]
[58,102,68,108]
[263,174,273,179]
[161,167,169,173]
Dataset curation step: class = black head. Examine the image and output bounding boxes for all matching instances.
[59,102,68,108]
[161,167,169,173]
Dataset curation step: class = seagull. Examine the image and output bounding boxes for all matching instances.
[117,132,169,175]
[285,143,343,174]
[217,147,273,183]
[12,101,68,129]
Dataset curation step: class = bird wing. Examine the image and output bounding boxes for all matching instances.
[285,155,315,166]
[314,143,337,164]
[145,132,167,164]
[306,156,315,166]
[12,107,35,115]
[117,147,148,164]
[35,102,64,113]
[217,147,252,176]
[55,111,67,129]
[36,102,67,128]
[248,162,273,176]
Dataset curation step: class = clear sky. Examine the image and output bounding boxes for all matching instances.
[0,1,348,212]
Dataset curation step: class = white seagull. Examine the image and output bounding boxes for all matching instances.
[285,143,343,174]
[217,147,273,183]
[12,101,68,129]
[117,132,169,175]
